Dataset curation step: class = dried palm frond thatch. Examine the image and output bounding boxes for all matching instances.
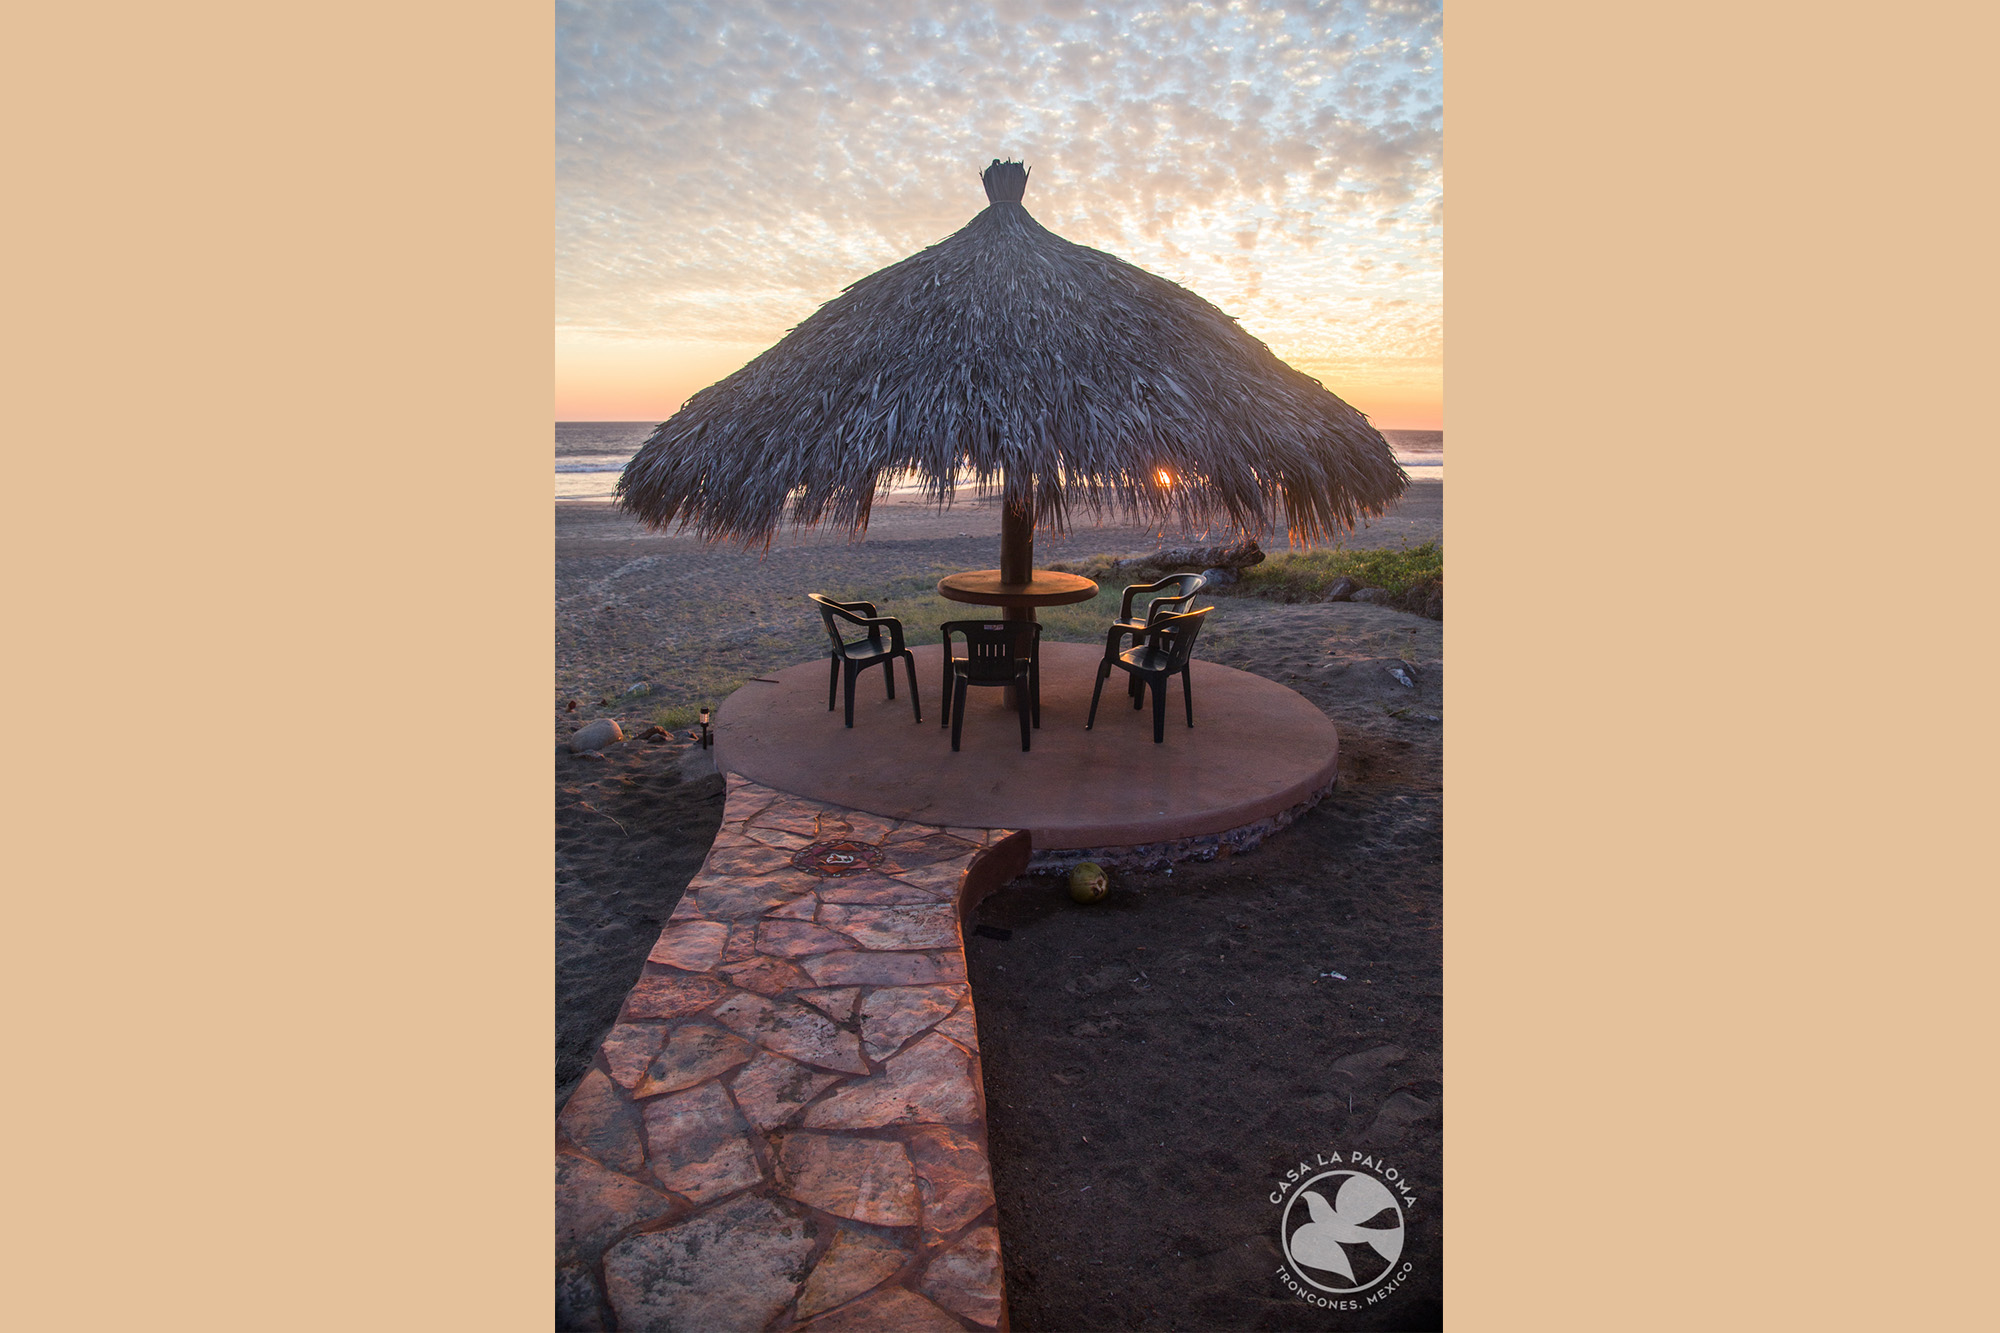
[617,159,1406,551]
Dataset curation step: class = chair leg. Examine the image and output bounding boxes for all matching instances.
[844,662,858,728]
[902,652,922,723]
[1029,652,1041,728]
[828,656,839,711]
[940,653,952,727]
[1183,666,1195,727]
[1017,672,1032,751]
[950,677,967,752]
[1151,674,1167,743]
[1086,664,1110,730]
[883,658,896,700]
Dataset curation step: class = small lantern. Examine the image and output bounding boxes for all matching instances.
[698,706,713,749]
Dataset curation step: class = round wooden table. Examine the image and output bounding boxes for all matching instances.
[936,570,1099,707]
[935,569,1100,610]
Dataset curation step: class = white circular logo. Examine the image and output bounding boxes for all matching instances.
[1280,1169,1407,1293]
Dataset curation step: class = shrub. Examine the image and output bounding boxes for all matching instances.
[1229,542,1442,609]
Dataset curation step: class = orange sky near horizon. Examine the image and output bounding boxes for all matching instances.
[553,336,1441,431]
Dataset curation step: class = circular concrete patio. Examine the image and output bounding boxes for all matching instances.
[713,641,1339,852]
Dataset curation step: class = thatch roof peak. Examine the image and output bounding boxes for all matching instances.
[981,159,1030,204]
[617,160,1406,547]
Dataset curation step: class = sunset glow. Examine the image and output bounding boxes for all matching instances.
[556,2,1442,429]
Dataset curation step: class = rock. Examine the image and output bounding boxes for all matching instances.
[601,1195,817,1332]
[620,972,730,1022]
[1363,1088,1439,1145]
[711,992,870,1074]
[1331,1044,1408,1080]
[917,1225,1004,1326]
[934,1003,979,1051]
[905,1124,997,1235]
[599,1023,668,1089]
[646,920,730,971]
[717,955,818,997]
[1114,538,1264,572]
[569,718,623,752]
[1324,575,1362,602]
[1401,577,1445,620]
[556,1152,681,1263]
[1199,566,1238,586]
[1388,663,1418,688]
[801,1032,981,1129]
[797,1227,910,1320]
[632,1024,753,1098]
[1349,587,1392,605]
[755,919,862,958]
[640,1082,763,1202]
[818,903,961,951]
[801,1286,965,1333]
[555,1263,606,1330]
[728,1050,844,1130]
[623,681,653,696]
[776,1131,921,1225]
[803,949,958,987]
[858,985,964,1060]
[558,1069,647,1173]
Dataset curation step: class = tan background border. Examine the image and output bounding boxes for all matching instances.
[9,2,1991,1329]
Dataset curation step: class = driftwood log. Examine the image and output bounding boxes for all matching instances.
[1112,538,1266,573]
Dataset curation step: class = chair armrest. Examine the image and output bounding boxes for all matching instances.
[842,613,905,651]
[874,616,908,653]
[1120,573,1206,620]
[1118,577,1171,620]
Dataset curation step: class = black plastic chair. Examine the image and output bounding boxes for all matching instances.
[1108,572,1206,703]
[939,620,1040,752]
[808,593,921,728]
[1086,605,1213,743]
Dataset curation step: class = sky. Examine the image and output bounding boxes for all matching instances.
[556,0,1442,429]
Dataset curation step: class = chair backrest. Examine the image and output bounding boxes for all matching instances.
[940,620,1038,683]
[1140,605,1212,671]
[808,593,882,657]
[1121,571,1208,623]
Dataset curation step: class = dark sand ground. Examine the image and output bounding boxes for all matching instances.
[556,486,1442,1330]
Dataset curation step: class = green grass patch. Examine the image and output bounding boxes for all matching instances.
[650,703,703,730]
[1231,542,1443,603]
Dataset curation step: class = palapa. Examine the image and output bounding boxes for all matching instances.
[617,159,1406,575]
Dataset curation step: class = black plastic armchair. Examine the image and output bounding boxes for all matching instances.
[1107,572,1206,703]
[939,620,1040,752]
[808,593,921,728]
[1086,605,1213,743]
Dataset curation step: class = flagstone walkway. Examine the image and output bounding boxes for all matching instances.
[557,775,1028,1332]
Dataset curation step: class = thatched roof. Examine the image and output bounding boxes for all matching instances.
[617,160,1406,545]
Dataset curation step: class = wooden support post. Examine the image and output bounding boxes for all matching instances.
[1000,489,1034,707]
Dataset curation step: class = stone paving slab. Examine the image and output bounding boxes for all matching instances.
[557,775,1027,1332]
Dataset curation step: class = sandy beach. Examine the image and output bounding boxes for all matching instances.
[557,483,1443,1330]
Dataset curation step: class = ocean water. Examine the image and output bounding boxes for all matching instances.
[557,422,1442,503]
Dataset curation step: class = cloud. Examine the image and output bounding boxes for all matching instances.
[556,0,1442,381]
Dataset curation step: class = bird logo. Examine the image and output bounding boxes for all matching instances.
[1283,1171,1405,1289]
